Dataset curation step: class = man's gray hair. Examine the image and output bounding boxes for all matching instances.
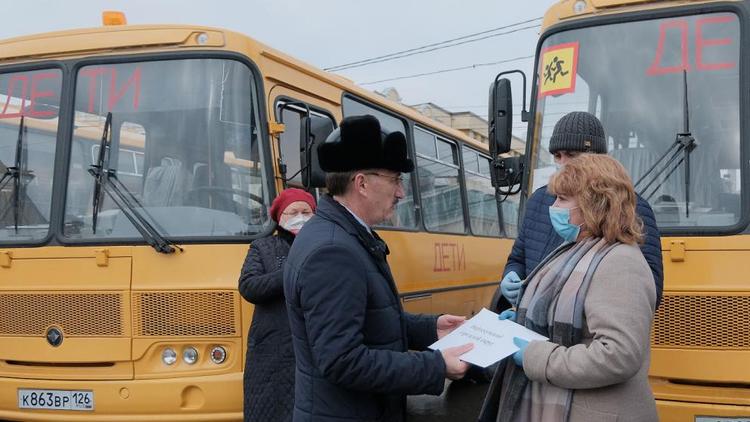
[325,171,357,196]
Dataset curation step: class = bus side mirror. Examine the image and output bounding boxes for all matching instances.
[300,116,326,188]
[488,70,528,193]
[488,78,513,156]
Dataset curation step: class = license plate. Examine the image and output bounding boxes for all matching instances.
[18,389,94,411]
[696,417,750,422]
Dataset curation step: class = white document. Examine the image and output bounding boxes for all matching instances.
[429,308,548,368]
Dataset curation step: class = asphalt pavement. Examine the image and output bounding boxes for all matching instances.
[407,379,490,421]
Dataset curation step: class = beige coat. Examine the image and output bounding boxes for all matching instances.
[523,243,658,422]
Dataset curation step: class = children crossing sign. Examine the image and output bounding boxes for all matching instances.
[539,42,579,97]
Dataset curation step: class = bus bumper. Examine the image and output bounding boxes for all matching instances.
[0,373,242,421]
[657,399,750,421]
[653,377,750,421]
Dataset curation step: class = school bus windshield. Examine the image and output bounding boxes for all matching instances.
[531,11,740,230]
[62,58,270,240]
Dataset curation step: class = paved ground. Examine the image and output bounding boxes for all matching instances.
[407,379,490,421]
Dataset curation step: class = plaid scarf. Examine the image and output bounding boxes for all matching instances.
[491,237,618,422]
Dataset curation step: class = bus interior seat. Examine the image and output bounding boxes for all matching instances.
[190,162,209,208]
[142,157,192,207]
[187,161,236,212]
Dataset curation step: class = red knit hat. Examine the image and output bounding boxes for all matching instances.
[270,188,316,223]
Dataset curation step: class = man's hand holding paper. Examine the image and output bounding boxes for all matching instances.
[429,308,548,368]
[436,314,466,339]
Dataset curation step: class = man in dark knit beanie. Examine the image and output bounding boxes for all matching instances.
[548,111,607,155]
[493,111,664,313]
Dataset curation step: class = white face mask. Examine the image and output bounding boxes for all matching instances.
[281,214,311,234]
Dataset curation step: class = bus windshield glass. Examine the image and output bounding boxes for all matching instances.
[63,58,270,240]
[0,68,62,243]
[532,12,740,230]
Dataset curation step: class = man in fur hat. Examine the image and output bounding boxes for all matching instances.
[284,114,473,422]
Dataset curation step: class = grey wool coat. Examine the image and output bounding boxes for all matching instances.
[522,243,658,422]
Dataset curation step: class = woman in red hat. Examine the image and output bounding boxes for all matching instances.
[238,188,316,422]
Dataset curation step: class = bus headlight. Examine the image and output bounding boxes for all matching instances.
[162,347,177,365]
[183,346,199,365]
[210,346,227,364]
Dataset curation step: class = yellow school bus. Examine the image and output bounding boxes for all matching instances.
[490,0,749,420]
[0,13,515,421]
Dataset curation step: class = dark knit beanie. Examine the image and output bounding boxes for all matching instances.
[548,111,606,154]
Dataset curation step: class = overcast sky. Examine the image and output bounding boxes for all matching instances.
[4,0,559,137]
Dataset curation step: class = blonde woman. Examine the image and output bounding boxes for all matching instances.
[480,154,657,422]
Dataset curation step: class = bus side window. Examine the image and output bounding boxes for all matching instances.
[415,127,466,234]
[275,102,334,188]
[462,146,502,237]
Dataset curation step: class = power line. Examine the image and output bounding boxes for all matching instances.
[325,17,541,72]
[431,105,524,109]
[329,24,539,72]
[360,55,534,85]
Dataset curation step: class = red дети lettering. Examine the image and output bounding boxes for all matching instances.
[647,16,736,76]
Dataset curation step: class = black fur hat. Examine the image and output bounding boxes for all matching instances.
[318,114,414,173]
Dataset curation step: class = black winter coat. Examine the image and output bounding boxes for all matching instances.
[283,195,446,422]
[239,229,295,422]
[498,186,664,310]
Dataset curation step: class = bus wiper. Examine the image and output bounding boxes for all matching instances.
[88,112,179,254]
[634,70,697,218]
[0,116,34,232]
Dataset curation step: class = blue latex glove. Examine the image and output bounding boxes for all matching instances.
[512,337,529,367]
[500,271,522,305]
[498,309,517,322]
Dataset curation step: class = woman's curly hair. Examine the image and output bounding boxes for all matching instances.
[548,154,643,245]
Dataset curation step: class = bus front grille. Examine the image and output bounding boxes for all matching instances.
[0,293,124,336]
[133,291,238,337]
[653,294,750,349]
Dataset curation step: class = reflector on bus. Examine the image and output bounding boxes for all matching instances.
[102,11,127,26]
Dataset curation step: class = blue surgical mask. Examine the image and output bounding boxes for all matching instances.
[549,206,581,242]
